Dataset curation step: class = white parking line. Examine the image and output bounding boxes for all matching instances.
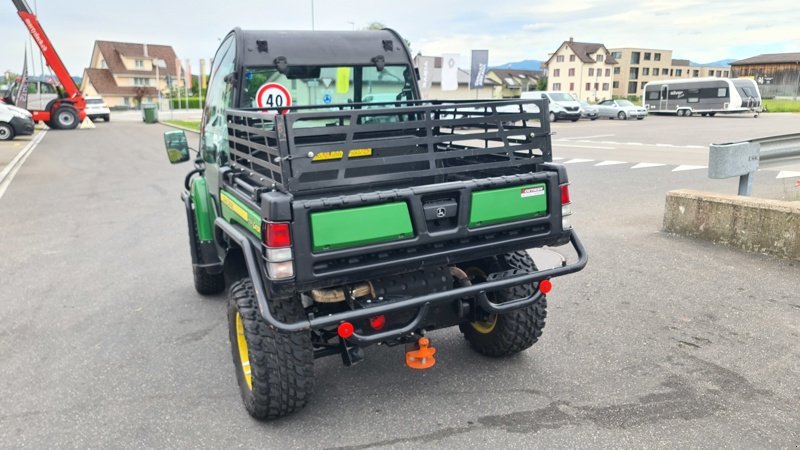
[563,158,595,164]
[0,130,47,200]
[776,171,800,179]
[554,144,615,150]
[561,134,615,140]
[672,165,708,172]
[595,160,628,166]
[631,162,666,169]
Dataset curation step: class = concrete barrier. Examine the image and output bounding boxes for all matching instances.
[664,189,800,260]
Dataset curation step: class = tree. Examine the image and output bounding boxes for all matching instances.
[536,76,548,91]
[364,22,412,52]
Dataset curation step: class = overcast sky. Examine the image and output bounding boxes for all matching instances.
[1,0,798,77]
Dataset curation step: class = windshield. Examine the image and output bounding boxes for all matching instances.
[617,100,634,106]
[241,64,415,108]
[86,98,104,105]
[549,93,575,102]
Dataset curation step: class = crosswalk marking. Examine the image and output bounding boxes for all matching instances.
[631,162,666,169]
[595,160,628,166]
[672,165,707,172]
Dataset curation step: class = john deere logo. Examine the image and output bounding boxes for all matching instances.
[436,207,447,218]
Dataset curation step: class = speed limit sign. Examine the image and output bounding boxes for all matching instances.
[255,83,293,109]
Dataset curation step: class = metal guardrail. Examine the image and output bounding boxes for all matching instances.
[708,133,800,196]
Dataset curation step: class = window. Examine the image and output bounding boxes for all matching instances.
[40,83,56,94]
[597,54,604,62]
[588,68,594,76]
[641,82,647,90]
[123,97,129,105]
[631,52,640,64]
[644,52,651,60]
[653,68,659,76]
[669,69,674,76]
[654,53,661,61]
[648,91,659,100]
[611,51,623,60]
[605,68,610,77]
[568,68,575,76]
[100,59,107,69]
[613,81,619,88]
[602,83,609,91]
[629,67,639,80]
[556,55,565,62]
[614,67,620,75]
[693,69,699,77]
[585,83,591,91]
[569,82,575,91]
[553,82,561,90]
[676,69,682,76]
[715,70,722,77]
[717,88,727,97]
[724,70,729,77]
[202,35,236,164]
[135,59,144,68]
[569,55,576,62]
[627,81,637,94]
[643,68,650,76]
[133,77,150,86]
[553,69,560,77]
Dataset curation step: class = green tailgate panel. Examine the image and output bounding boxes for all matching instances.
[311,202,414,252]
[469,183,548,228]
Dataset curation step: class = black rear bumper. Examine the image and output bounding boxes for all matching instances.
[10,115,34,136]
[218,218,588,345]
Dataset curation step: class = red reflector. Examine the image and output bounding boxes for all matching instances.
[560,185,571,205]
[369,315,386,330]
[539,279,553,294]
[265,222,291,247]
[337,322,354,339]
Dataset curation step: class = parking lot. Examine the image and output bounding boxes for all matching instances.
[0,114,798,447]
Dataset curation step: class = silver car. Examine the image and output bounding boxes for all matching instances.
[579,101,598,120]
[596,99,647,120]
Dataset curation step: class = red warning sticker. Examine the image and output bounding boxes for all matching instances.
[521,186,545,198]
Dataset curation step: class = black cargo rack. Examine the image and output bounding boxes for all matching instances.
[226,98,550,195]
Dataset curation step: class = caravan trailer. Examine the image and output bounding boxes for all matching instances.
[643,78,761,117]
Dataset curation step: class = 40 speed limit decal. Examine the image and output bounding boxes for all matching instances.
[255,83,293,109]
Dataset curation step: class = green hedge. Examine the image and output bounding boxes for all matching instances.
[170,97,203,109]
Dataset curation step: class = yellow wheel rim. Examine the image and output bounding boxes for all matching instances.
[471,315,498,334]
[235,313,252,390]
[465,267,498,335]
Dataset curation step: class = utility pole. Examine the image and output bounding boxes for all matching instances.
[311,0,315,30]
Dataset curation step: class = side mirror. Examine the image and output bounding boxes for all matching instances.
[164,130,190,164]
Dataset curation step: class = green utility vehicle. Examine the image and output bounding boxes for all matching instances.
[164,28,587,420]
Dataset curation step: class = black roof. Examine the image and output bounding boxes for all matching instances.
[233,29,414,67]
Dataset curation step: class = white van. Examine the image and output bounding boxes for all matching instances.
[521,91,582,122]
[0,101,35,141]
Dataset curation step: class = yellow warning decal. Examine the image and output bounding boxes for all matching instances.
[312,151,344,161]
[348,148,373,158]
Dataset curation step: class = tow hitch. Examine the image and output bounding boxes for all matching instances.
[405,337,436,369]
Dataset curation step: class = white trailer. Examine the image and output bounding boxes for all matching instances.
[643,78,762,117]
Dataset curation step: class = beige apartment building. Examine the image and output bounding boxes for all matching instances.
[80,41,180,108]
[543,39,617,102]
[609,48,731,98]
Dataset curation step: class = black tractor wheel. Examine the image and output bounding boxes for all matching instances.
[0,122,14,141]
[460,251,547,357]
[53,106,79,130]
[228,278,314,420]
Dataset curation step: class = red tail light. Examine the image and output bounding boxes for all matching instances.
[560,184,571,205]
[265,222,291,247]
[539,279,553,294]
[369,315,386,330]
[337,322,355,339]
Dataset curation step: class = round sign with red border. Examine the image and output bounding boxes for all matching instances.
[255,82,292,110]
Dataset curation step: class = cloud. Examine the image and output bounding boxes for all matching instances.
[523,23,556,32]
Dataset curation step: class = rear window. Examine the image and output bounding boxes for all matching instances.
[86,98,104,105]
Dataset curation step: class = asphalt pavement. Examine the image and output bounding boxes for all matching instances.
[0,119,798,448]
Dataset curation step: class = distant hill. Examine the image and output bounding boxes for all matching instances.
[493,59,543,71]
[690,59,735,67]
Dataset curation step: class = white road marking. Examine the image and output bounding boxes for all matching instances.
[655,143,676,147]
[776,171,800,179]
[552,157,566,161]
[685,145,706,149]
[554,144,615,150]
[0,130,48,201]
[672,165,708,172]
[595,160,628,166]
[631,162,666,169]
[560,134,615,140]
[554,139,705,149]
[563,158,595,164]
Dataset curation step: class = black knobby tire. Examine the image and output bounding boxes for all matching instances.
[228,278,314,420]
[0,122,14,141]
[193,265,225,295]
[53,106,79,130]
[460,251,547,357]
